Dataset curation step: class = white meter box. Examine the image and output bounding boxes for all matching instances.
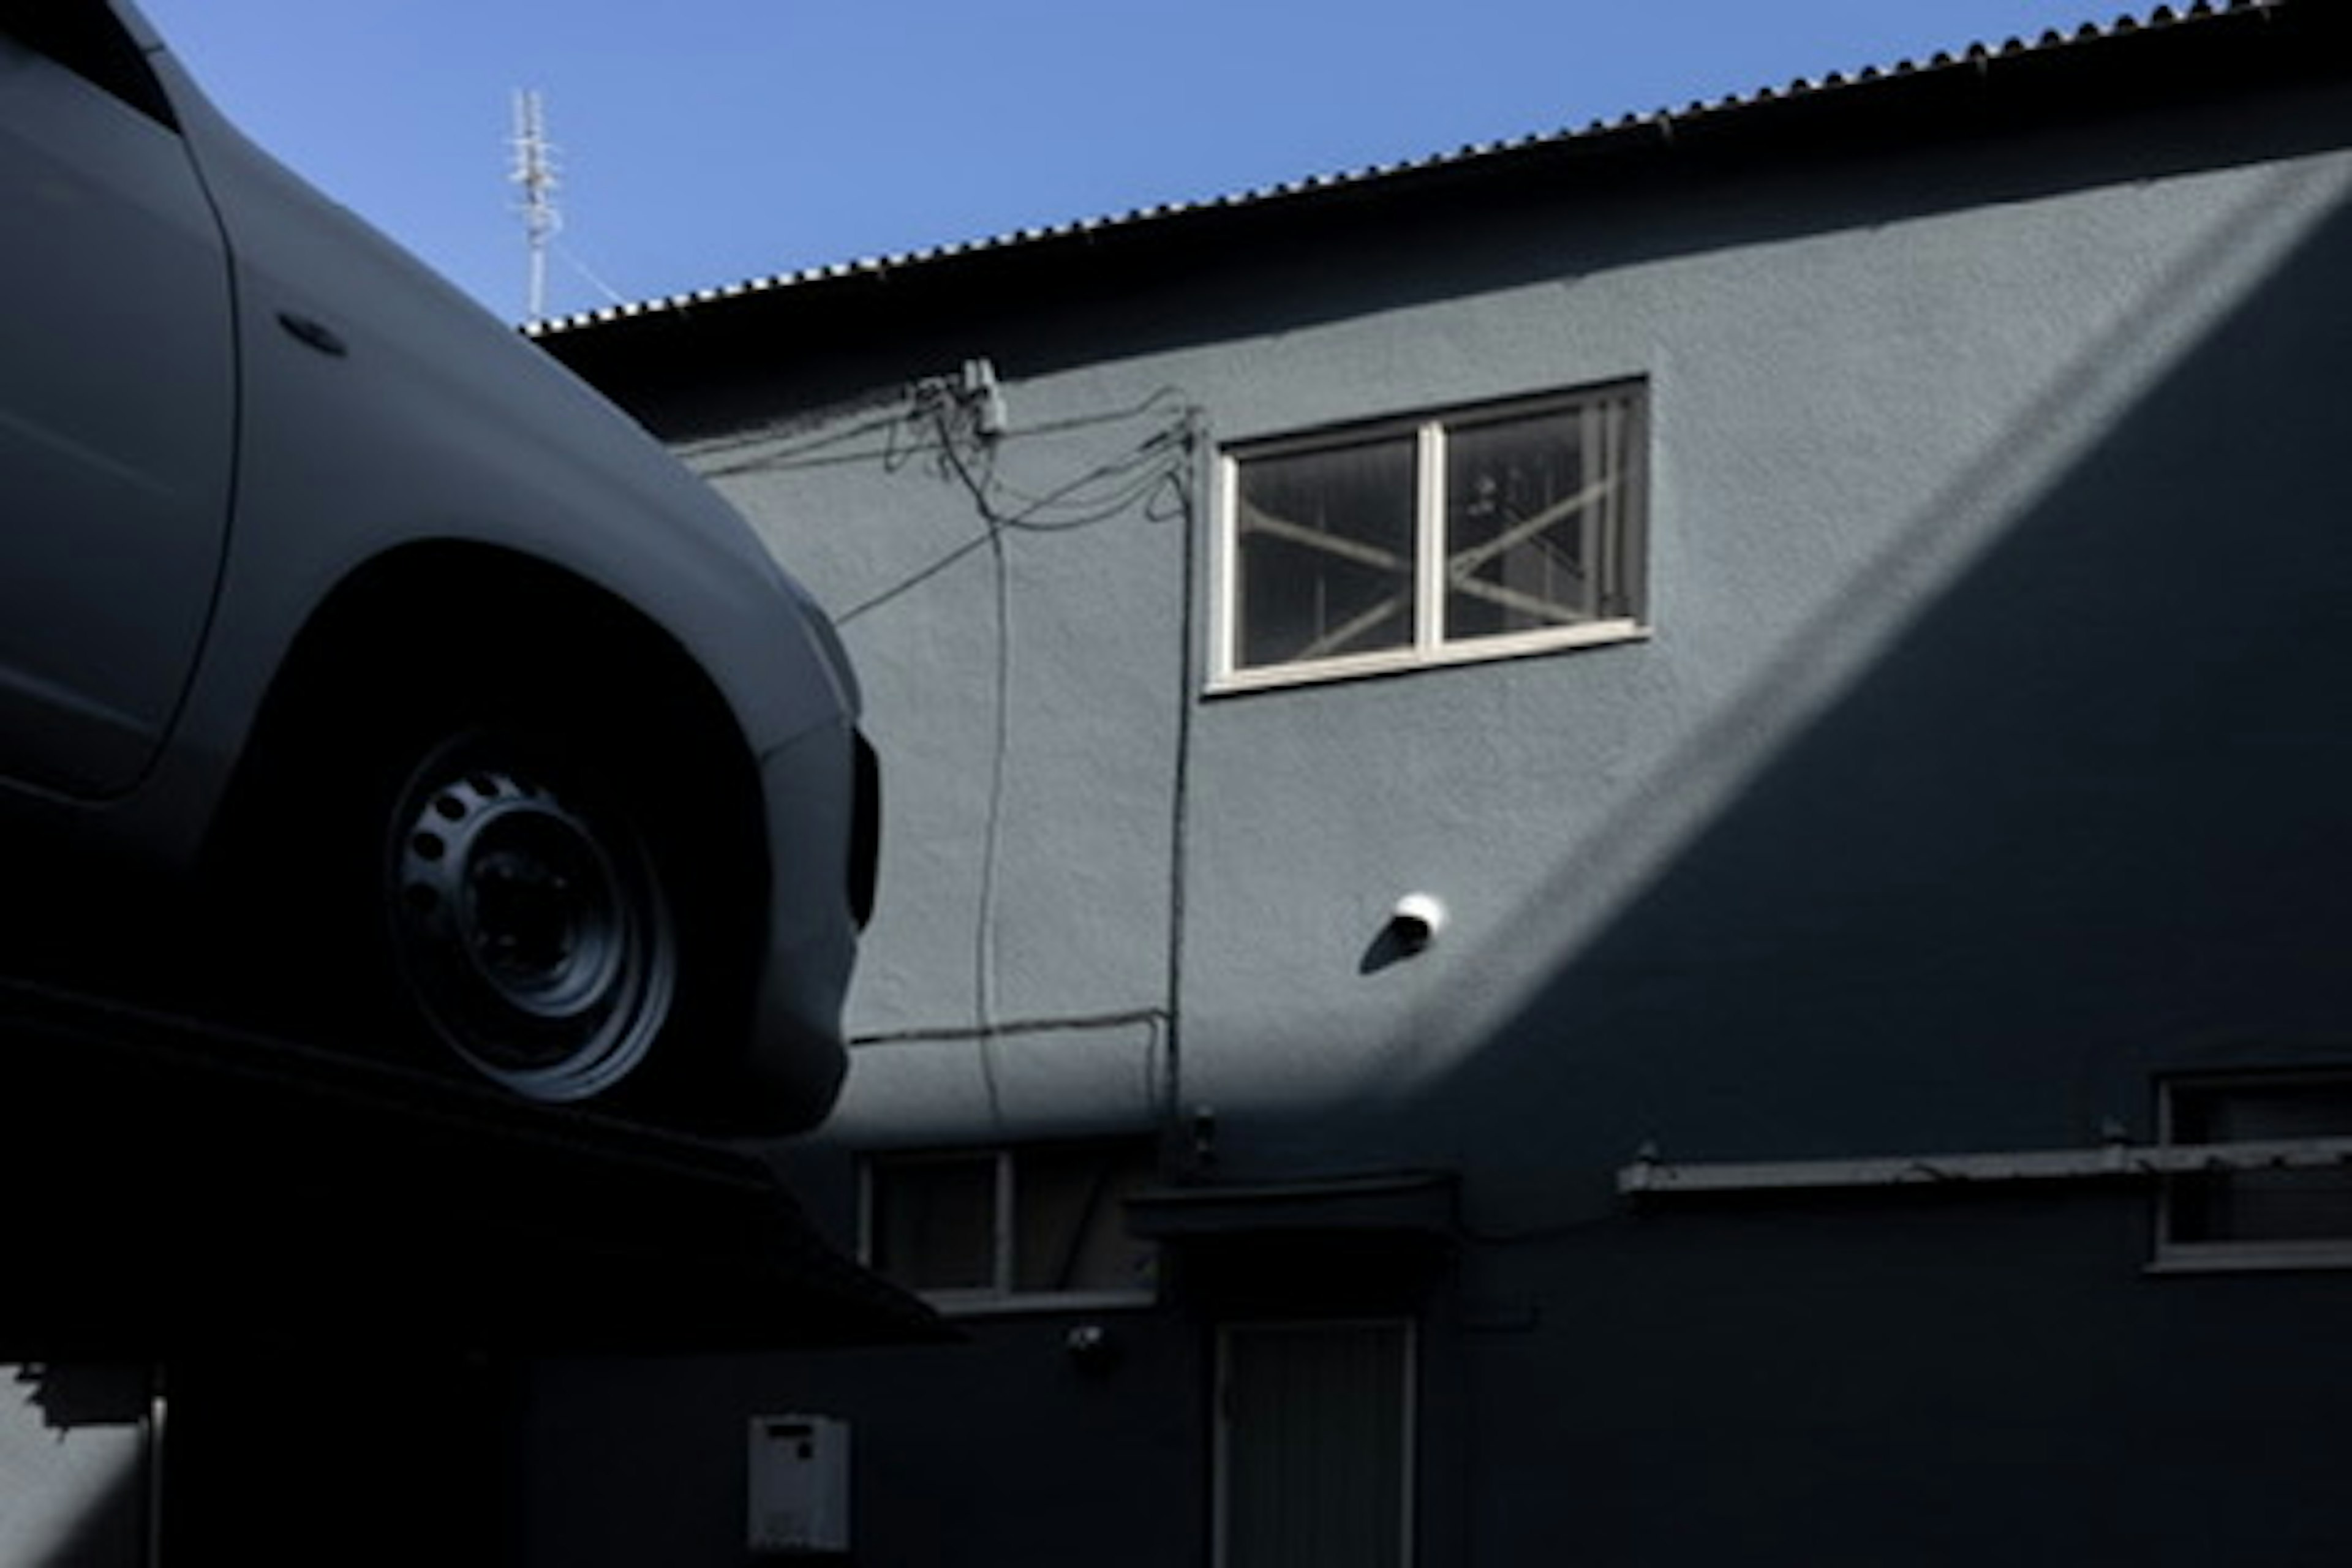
[748,1414,851,1555]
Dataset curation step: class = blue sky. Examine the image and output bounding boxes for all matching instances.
[140,0,2131,323]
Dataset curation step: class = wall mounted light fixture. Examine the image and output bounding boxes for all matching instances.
[1389,893,1447,953]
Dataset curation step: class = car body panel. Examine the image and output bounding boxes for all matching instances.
[161,39,856,799]
[0,23,233,796]
[0,1,867,1130]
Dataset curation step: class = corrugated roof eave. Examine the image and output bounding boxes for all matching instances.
[523,1,2290,342]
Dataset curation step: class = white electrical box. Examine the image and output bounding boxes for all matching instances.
[747,1414,851,1556]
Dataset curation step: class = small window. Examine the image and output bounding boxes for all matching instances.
[1215,382,1647,689]
[864,1140,1159,1310]
[2157,1073,2352,1271]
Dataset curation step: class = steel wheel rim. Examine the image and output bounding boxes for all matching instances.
[388,750,674,1101]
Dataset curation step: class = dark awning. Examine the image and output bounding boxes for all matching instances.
[1127,1172,1458,1312]
[0,980,944,1359]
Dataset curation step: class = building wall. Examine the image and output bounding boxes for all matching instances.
[531,66,2352,1567]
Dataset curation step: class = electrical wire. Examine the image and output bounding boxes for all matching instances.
[701,381,1195,484]
[922,389,1198,536]
[837,383,1194,627]
[971,485,1012,1125]
[836,532,997,625]
[734,368,1201,1125]
[699,405,921,478]
[552,241,631,309]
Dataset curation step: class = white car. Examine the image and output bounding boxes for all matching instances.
[0,1,875,1131]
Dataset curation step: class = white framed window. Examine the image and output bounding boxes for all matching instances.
[1214,1319,1416,1568]
[1213,381,1648,690]
[861,1140,1159,1312]
[2155,1072,2352,1272]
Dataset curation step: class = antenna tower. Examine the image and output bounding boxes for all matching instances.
[509,88,560,322]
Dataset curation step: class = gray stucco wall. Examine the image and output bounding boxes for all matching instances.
[673,82,2352,1183]
[533,64,2352,1568]
[1182,123,2352,1196]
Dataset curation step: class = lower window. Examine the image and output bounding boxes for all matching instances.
[2158,1072,2352,1270]
[862,1140,1159,1310]
[1215,1320,1415,1568]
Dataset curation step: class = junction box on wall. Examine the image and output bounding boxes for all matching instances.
[747,1414,850,1556]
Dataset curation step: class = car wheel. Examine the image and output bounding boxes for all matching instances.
[380,728,680,1104]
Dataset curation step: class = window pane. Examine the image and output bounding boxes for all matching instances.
[1443,394,1633,640]
[1012,1142,1158,1295]
[1235,437,1416,668]
[870,1156,997,1291]
[2169,1080,2352,1244]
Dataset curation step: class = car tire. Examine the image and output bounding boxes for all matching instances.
[214,643,761,1121]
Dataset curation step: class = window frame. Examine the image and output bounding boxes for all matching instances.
[2152,1070,2352,1274]
[1210,382,1650,693]
[858,1142,1161,1316]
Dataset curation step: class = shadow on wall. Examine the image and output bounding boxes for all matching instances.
[1316,176,2352,1568]
[1389,170,2352,1198]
